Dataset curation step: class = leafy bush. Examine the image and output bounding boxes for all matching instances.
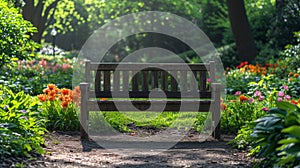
[38,84,80,131]
[0,0,38,69]
[0,88,46,157]
[251,102,300,167]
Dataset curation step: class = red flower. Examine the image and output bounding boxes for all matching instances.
[291,100,298,105]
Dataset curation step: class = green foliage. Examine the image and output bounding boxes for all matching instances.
[0,0,38,69]
[251,102,300,167]
[222,95,267,134]
[0,88,46,157]
[41,100,79,131]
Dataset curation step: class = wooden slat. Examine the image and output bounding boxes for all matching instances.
[85,60,91,83]
[104,70,111,91]
[180,71,187,92]
[90,63,209,71]
[200,71,207,91]
[142,71,149,91]
[162,71,168,91]
[87,100,212,112]
[94,71,102,91]
[151,71,158,89]
[170,71,178,92]
[132,71,139,91]
[88,91,212,98]
[122,71,129,91]
[113,70,120,91]
[189,71,197,92]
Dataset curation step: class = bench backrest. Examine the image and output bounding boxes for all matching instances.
[84,60,216,99]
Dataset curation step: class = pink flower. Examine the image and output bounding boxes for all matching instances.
[234,91,242,96]
[284,95,291,100]
[278,91,284,97]
[248,97,254,103]
[207,78,211,83]
[254,91,262,97]
[262,107,269,112]
[258,96,264,101]
[277,97,283,102]
[283,85,289,91]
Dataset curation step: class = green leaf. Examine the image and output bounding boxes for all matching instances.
[276,102,297,112]
[278,138,300,145]
[282,126,300,139]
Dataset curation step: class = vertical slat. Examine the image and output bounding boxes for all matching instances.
[122,71,129,91]
[80,83,89,139]
[132,71,139,91]
[190,71,197,92]
[85,60,91,83]
[180,71,187,92]
[113,70,120,92]
[152,71,158,89]
[162,71,168,91]
[95,71,102,91]
[209,61,216,90]
[200,71,207,91]
[142,71,149,91]
[104,70,111,91]
[170,71,178,91]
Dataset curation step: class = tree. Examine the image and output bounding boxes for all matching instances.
[20,0,82,43]
[226,0,257,62]
[0,0,38,69]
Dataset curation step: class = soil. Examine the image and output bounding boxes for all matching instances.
[1,129,254,168]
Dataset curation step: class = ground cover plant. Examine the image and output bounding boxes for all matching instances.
[0,86,46,157]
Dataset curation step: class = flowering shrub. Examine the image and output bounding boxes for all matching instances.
[38,84,80,131]
[0,55,74,95]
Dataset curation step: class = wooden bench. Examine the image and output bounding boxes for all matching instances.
[80,60,222,139]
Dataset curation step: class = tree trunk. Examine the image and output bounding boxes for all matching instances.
[226,0,257,62]
[22,0,59,43]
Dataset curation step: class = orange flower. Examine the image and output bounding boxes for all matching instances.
[43,88,50,94]
[239,95,249,102]
[230,100,237,103]
[101,98,108,101]
[48,95,56,101]
[289,72,293,76]
[37,94,47,102]
[60,88,71,95]
[74,86,81,94]
[49,90,56,97]
[294,73,299,78]
[221,103,226,110]
[61,101,69,108]
[48,84,57,90]
[63,95,72,103]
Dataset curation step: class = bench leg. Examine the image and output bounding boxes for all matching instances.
[80,83,89,139]
[212,83,221,139]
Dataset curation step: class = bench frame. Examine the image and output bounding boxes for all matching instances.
[80,60,222,139]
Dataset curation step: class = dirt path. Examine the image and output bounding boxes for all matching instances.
[1,131,253,168]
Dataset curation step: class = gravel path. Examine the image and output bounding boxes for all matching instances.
[1,131,253,168]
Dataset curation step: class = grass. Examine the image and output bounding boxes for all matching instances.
[88,111,209,134]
